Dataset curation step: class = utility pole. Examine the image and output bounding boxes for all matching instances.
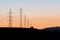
[9,8,12,27]
[20,8,23,28]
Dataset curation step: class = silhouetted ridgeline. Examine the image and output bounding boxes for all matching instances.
[0,26,60,39]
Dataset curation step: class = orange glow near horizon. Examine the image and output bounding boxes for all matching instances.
[30,18,60,29]
[0,15,60,29]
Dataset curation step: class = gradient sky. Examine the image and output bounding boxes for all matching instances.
[0,0,60,29]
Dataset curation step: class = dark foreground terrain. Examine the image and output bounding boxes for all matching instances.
[0,27,60,39]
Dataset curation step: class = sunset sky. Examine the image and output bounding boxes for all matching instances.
[0,0,60,29]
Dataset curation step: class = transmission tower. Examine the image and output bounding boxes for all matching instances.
[8,8,12,27]
[29,19,33,28]
[20,8,23,28]
[24,14,26,28]
[27,19,29,28]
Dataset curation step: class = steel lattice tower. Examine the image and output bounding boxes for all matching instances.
[24,14,26,28]
[20,8,23,28]
[9,8,12,27]
[27,19,29,27]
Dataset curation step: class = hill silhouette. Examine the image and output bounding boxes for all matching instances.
[0,26,60,39]
[44,26,60,32]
